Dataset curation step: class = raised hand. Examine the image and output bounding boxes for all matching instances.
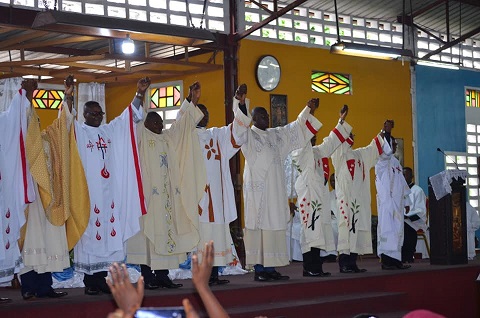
[191,241,214,291]
[106,263,144,318]
[21,79,38,101]
[64,75,74,95]
[307,98,319,115]
[235,84,247,104]
[340,104,348,122]
[188,81,201,105]
[137,77,151,96]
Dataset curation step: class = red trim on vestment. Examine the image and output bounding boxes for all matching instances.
[374,136,382,155]
[346,137,354,146]
[305,120,317,135]
[229,124,241,149]
[332,128,345,143]
[20,129,32,203]
[128,106,147,215]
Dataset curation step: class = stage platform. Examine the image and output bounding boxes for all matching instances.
[1,258,479,318]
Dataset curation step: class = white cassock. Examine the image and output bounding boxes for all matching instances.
[0,89,35,283]
[284,154,302,261]
[375,141,411,261]
[330,189,339,252]
[193,98,251,266]
[331,134,384,255]
[235,106,321,267]
[70,104,145,274]
[292,120,351,255]
[404,184,427,232]
[467,202,480,260]
[127,100,204,269]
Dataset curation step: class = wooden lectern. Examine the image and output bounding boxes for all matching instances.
[428,170,468,265]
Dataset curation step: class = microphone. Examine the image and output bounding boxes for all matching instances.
[437,147,460,170]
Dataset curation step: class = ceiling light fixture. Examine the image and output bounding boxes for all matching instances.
[330,42,413,60]
[416,59,460,70]
[122,34,135,54]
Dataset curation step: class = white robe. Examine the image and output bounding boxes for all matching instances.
[404,184,427,232]
[71,104,145,274]
[331,135,384,255]
[127,100,204,269]
[330,189,339,253]
[236,106,321,267]
[292,121,351,254]
[194,98,251,266]
[375,141,411,261]
[0,89,35,283]
[467,202,480,260]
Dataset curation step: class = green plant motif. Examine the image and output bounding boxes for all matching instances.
[324,27,330,33]
[279,32,286,40]
[326,39,331,46]
[245,14,252,22]
[310,26,316,31]
[349,199,360,234]
[308,199,321,231]
[294,21,300,28]
[295,35,301,41]
[280,19,286,27]
[309,37,316,44]
[262,29,270,37]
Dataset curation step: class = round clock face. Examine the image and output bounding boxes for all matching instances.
[256,55,281,91]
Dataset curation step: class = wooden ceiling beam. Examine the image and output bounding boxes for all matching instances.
[105,53,223,70]
[4,35,101,51]
[0,31,50,49]
[0,55,105,67]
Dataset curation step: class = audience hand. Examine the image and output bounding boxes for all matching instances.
[191,240,214,291]
[182,298,200,318]
[106,263,144,318]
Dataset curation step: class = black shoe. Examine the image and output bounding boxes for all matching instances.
[267,271,289,281]
[84,286,101,296]
[254,272,272,282]
[352,266,367,273]
[303,270,331,277]
[158,279,183,289]
[396,263,411,270]
[41,289,68,298]
[381,264,397,270]
[339,266,354,273]
[144,282,160,290]
[0,298,11,304]
[208,277,229,286]
[323,255,338,263]
[22,291,36,300]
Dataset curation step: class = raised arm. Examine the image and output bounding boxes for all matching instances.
[131,77,151,110]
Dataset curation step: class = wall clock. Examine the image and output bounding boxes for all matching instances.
[255,55,281,91]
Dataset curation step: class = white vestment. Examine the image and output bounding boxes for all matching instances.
[467,202,480,259]
[194,98,251,266]
[127,100,204,269]
[331,135,384,255]
[404,184,427,232]
[330,189,339,253]
[0,89,35,283]
[375,141,411,261]
[71,105,145,274]
[236,106,321,267]
[292,121,351,254]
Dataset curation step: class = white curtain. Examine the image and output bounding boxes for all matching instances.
[78,82,106,124]
[0,77,23,112]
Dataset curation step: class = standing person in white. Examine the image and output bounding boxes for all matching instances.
[375,125,411,270]
[331,123,385,273]
[66,78,150,295]
[234,98,321,282]
[127,82,205,289]
[291,105,351,277]
[188,84,251,285]
[0,80,36,303]
[401,166,427,263]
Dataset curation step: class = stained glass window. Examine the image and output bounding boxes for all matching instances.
[32,89,65,109]
[150,85,181,108]
[466,88,480,107]
[311,71,351,95]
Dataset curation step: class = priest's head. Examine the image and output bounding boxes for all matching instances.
[197,104,209,128]
[84,101,105,127]
[252,107,269,131]
[144,111,164,134]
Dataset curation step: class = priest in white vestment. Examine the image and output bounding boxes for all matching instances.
[375,130,411,270]
[68,78,149,295]
[0,81,35,303]
[187,84,251,285]
[234,98,321,282]
[331,125,385,273]
[401,166,427,263]
[291,106,351,277]
[127,82,204,289]
[467,202,480,260]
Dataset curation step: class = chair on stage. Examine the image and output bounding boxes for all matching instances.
[416,198,430,258]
